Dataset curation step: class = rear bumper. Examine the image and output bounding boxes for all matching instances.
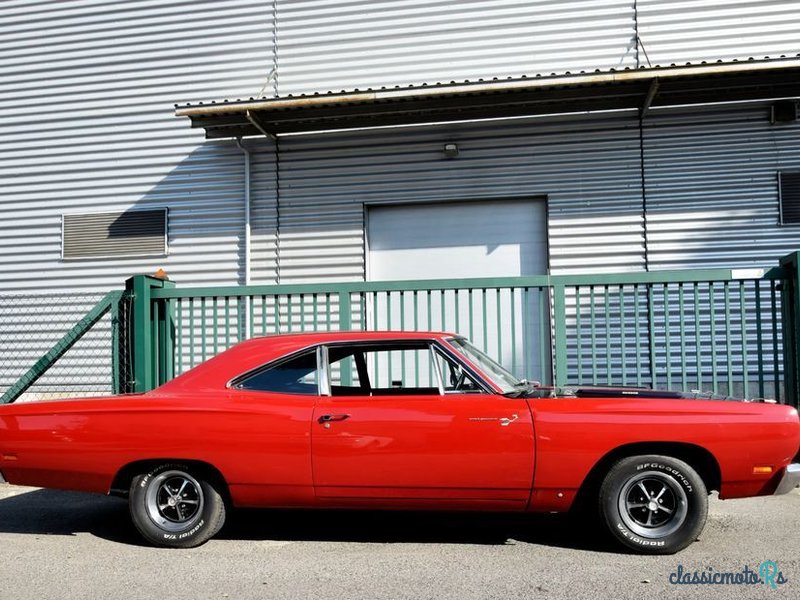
[774,463,800,495]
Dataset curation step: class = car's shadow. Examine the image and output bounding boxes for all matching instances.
[0,487,617,552]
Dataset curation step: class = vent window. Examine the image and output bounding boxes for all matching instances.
[779,172,800,225]
[62,209,167,259]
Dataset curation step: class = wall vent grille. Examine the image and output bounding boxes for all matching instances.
[779,172,800,225]
[62,209,167,259]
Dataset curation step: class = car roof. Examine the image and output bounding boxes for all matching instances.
[155,330,458,393]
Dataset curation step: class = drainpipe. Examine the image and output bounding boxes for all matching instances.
[235,138,251,286]
[236,138,251,338]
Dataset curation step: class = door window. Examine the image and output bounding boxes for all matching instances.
[327,342,440,396]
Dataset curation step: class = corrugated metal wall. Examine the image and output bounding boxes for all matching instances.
[276,0,800,97]
[645,103,800,270]
[0,0,277,293]
[2,1,799,295]
[277,0,638,96]
[637,0,800,67]
[0,0,278,398]
[2,0,800,401]
[280,103,800,282]
[275,102,800,282]
[277,111,646,282]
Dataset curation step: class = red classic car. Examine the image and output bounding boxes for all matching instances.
[1,331,798,553]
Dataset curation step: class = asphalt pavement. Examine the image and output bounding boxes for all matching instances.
[0,483,797,600]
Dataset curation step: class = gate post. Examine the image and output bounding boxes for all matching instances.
[552,283,568,387]
[125,274,176,393]
[337,289,353,385]
[779,252,800,408]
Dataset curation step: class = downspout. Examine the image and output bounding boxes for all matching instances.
[236,138,251,338]
[236,138,251,286]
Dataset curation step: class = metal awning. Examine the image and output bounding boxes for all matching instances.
[176,58,800,138]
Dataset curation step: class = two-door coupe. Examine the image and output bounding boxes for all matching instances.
[1,331,798,553]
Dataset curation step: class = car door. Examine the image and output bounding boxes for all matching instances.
[224,347,320,506]
[311,341,535,509]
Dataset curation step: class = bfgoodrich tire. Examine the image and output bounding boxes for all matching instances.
[599,454,707,554]
[129,463,226,548]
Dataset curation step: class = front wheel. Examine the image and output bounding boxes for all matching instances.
[129,463,227,548]
[599,454,707,554]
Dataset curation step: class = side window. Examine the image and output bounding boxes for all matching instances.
[328,352,362,389]
[236,349,318,394]
[434,349,482,393]
[364,346,437,391]
[327,342,440,396]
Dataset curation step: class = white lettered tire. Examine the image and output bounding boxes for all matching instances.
[129,463,226,548]
[599,454,708,554]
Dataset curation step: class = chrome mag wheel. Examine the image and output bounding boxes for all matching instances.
[617,471,688,538]
[145,470,205,532]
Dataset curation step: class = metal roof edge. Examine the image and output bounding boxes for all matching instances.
[175,57,800,118]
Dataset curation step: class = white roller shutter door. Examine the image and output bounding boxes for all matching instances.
[367,199,549,380]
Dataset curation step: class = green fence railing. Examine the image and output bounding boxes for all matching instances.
[3,254,799,407]
[124,261,795,405]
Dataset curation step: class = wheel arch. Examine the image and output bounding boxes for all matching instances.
[109,459,230,502]
[572,441,721,513]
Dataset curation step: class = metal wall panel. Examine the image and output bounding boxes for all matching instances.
[637,0,800,67]
[276,0,800,97]
[644,103,800,270]
[276,111,647,282]
[0,0,277,293]
[3,1,798,298]
[277,0,638,96]
[275,102,800,282]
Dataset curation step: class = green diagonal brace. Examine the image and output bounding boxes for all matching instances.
[0,291,123,404]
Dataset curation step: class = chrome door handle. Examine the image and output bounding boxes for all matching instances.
[319,414,350,423]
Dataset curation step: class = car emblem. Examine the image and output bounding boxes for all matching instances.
[500,414,519,426]
[468,414,519,426]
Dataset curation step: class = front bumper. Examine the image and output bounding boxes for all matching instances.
[774,463,800,495]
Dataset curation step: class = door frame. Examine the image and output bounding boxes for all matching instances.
[317,338,500,397]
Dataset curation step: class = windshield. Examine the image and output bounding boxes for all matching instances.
[446,337,521,394]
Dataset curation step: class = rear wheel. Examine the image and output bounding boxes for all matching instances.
[129,463,226,548]
[599,454,707,554]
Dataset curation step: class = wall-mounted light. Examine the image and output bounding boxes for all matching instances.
[443,143,459,158]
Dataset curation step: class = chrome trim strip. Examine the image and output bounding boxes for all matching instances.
[318,345,331,397]
[430,345,445,396]
[436,339,501,395]
[774,463,800,495]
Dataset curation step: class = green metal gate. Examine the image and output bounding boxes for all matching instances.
[124,258,797,405]
[3,252,800,407]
